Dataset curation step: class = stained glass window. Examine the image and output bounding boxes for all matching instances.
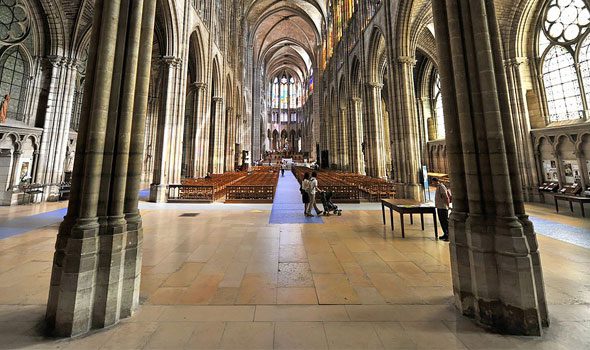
[272,77,279,108]
[290,78,297,109]
[0,47,28,121]
[539,0,590,122]
[578,34,590,104]
[280,76,288,109]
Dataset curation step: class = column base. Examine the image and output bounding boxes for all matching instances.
[46,218,143,338]
[44,184,62,202]
[149,184,168,203]
[475,299,543,336]
[393,183,423,201]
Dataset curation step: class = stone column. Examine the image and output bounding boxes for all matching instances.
[504,58,541,202]
[225,107,234,171]
[150,57,184,203]
[183,84,199,179]
[36,56,77,200]
[193,82,209,178]
[209,96,225,173]
[394,56,422,199]
[350,98,365,174]
[364,82,387,178]
[46,0,157,337]
[432,0,548,335]
[338,107,350,170]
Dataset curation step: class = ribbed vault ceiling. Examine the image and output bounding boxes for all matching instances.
[246,0,327,81]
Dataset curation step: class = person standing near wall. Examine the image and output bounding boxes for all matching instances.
[431,177,450,241]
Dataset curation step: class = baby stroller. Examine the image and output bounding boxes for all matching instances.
[319,191,342,216]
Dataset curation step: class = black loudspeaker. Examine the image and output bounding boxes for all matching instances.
[316,144,320,162]
[321,150,330,169]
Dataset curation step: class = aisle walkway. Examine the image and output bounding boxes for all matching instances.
[269,170,323,224]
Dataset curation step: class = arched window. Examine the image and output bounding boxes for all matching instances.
[290,77,297,109]
[280,75,288,109]
[432,72,445,139]
[272,77,279,108]
[0,47,29,122]
[539,0,590,122]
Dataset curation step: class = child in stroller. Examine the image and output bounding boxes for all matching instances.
[319,191,342,216]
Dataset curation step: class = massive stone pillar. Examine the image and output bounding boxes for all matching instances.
[209,97,225,174]
[183,85,198,179]
[338,107,350,170]
[46,0,157,337]
[365,82,387,178]
[150,57,184,203]
[225,107,235,171]
[432,0,548,335]
[393,56,422,199]
[193,83,209,178]
[350,98,365,174]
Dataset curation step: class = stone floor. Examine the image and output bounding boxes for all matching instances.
[0,196,589,349]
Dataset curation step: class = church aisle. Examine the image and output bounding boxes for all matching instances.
[0,205,589,348]
[269,170,323,224]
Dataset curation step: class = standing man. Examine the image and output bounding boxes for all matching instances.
[306,171,323,216]
[432,177,450,241]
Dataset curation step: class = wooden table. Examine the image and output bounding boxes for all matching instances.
[381,199,438,239]
[554,194,590,217]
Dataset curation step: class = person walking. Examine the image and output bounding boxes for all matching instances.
[431,177,450,241]
[306,171,323,217]
[281,163,286,177]
[301,173,311,216]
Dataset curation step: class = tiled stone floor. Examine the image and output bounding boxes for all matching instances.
[0,201,589,349]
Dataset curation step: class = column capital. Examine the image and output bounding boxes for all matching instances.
[161,56,182,67]
[504,57,528,67]
[366,82,383,89]
[45,55,68,67]
[397,56,417,67]
[352,97,362,103]
[213,96,223,102]
[193,82,207,90]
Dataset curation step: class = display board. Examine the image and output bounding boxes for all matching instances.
[542,160,558,181]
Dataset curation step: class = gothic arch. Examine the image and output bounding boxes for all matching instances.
[350,56,362,99]
[367,28,387,84]
[211,57,221,97]
[188,30,205,83]
[156,0,182,57]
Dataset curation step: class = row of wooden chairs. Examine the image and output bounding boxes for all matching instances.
[225,172,279,203]
[177,172,246,201]
[292,167,395,202]
[337,173,396,201]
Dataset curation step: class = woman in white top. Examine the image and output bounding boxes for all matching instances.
[301,173,311,216]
